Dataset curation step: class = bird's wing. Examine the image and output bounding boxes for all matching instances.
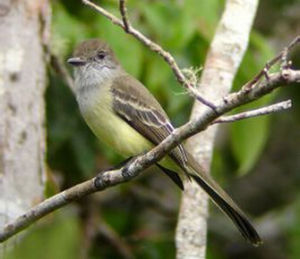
[111,75,261,245]
[110,75,187,166]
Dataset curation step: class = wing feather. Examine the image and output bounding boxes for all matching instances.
[110,75,261,245]
[111,75,187,165]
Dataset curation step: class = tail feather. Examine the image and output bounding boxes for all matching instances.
[173,152,262,246]
[156,163,184,191]
[189,173,261,246]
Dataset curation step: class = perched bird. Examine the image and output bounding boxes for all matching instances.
[68,39,262,246]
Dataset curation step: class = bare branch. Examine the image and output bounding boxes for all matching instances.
[119,0,130,32]
[213,100,292,124]
[1,0,299,248]
[98,217,133,259]
[1,65,299,243]
[2,0,297,246]
[50,53,75,93]
[243,35,300,90]
[81,0,216,109]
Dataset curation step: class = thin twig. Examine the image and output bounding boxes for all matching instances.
[50,53,75,93]
[81,0,216,110]
[243,35,300,90]
[0,66,299,243]
[98,217,133,259]
[79,197,133,259]
[213,100,292,124]
[119,0,130,32]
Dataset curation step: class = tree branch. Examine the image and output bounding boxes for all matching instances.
[119,0,130,32]
[176,1,260,257]
[1,0,299,245]
[1,1,296,254]
[213,100,292,124]
[82,0,216,109]
[2,0,299,252]
[244,35,300,90]
[0,63,299,242]
[50,53,75,93]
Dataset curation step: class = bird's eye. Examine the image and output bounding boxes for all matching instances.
[97,51,106,60]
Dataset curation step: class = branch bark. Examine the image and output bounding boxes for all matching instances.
[0,0,298,256]
[213,100,291,124]
[0,67,299,243]
[176,0,259,258]
[0,0,49,253]
[82,0,216,109]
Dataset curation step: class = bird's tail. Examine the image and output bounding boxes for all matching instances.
[176,152,262,246]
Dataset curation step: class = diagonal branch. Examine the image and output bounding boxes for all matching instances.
[0,66,299,243]
[82,0,216,109]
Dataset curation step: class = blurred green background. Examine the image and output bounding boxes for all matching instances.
[5,0,300,258]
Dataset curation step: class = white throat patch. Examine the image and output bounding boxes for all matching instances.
[74,64,120,93]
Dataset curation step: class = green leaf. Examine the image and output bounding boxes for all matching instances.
[230,94,274,176]
[145,56,171,93]
[140,2,172,44]
[170,9,197,49]
[230,108,271,175]
[230,31,276,175]
[184,0,222,39]
[140,2,196,50]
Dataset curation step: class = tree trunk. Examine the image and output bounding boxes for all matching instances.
[176,0,259,258]
[0,0,49,252]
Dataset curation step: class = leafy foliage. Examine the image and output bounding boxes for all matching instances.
[7,0,300,258]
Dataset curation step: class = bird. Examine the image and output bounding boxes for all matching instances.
[67,38,262,246]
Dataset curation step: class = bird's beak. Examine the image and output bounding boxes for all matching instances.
[67,57,86,66]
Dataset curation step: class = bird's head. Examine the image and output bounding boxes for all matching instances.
[68,39,121,89]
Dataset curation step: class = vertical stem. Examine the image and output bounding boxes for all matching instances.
[176,0,259,258]
[0,0,49,253]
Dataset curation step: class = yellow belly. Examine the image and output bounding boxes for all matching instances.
[88,108,153,156]
[78,84,180,172]
[79,85,153,157]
